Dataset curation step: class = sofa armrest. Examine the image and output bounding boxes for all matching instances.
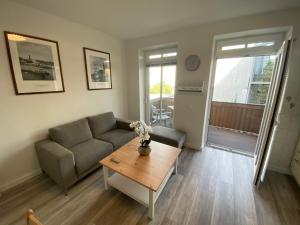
[35,139,77,190]
[116,118,133,131]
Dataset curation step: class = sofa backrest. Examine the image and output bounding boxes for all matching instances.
[87,112,116,137]
[49,118,93,148]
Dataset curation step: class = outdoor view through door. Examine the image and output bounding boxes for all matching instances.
[207,55,276,156]
[145,47,177,128]
[148,65,176,128]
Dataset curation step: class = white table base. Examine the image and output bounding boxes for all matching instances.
[102,158,178,219]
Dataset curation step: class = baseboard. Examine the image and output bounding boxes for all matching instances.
[184,143,202,151]
[0,168,42,193]
[268,164,292,175]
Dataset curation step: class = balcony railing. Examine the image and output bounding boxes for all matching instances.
[150,96,174,127]
[209,101,264,134]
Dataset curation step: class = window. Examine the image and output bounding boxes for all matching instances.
[216,34,283,58]
[222,44,246,51]
[248,84,270,104]
[145,47,177,67]
[149,54,161,59]
[247,56,276,104]
[221,42,275,51]
[148,52,177,59]
[247,42,274,48]
[163,52,177,57]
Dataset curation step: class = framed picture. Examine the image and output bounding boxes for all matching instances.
[4,31,65,95]
[83,47,112,90]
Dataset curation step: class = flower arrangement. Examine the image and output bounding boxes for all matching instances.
[129,121,152,147]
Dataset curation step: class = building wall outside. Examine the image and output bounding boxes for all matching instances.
[213,56,275,105]
[213,57,254,103]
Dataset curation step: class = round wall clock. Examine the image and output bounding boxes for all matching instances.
[185,55,200,71]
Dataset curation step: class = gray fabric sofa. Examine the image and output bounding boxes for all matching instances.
[150,126,186,149]
[35,112,135,193]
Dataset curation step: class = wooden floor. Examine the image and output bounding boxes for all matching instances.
[207,126,258,155]
[1,147,299,225]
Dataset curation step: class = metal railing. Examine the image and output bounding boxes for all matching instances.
[150,97,174,127]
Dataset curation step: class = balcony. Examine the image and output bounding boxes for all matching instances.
[150,96,174,128]
[207,101,264,155]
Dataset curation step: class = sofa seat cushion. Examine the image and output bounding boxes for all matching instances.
[70,139,113,174]
[49,118,93,148]
[97,129,135,150]
[88,112,117,138]
[149,126,186,149]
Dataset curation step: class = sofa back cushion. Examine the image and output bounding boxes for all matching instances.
[49,118,93,148]
[88,112,117,138]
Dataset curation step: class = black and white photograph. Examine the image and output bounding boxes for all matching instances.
[17,41,56,81]
[5,32,64,95]
[89,55,109,82]
[84,47,112,90]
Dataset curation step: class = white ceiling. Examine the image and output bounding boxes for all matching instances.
[12,0,300,39]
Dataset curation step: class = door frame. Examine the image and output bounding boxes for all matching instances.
[143,46,178,125]
[202,27,293,185]
[144,66,151,125]
[144,65,164,125]
[253,40,291,185]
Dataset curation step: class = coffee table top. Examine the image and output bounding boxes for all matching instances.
[100,138,181,191]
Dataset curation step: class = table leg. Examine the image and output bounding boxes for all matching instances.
[103,166,109,190]
[148,189,154,219]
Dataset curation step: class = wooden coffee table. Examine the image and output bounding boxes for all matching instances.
[99,138,181,219]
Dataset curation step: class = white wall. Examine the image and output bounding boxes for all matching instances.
[0,0,128,191]
[125,8,300,173]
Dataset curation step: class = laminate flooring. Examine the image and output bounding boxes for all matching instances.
[1,147,299,225]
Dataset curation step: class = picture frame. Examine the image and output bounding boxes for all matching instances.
[4,31,65,95]
[83,47,112,90]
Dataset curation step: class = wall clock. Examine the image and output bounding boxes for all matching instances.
[185,54,200,71]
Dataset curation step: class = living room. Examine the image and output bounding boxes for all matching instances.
[0,0,300,225]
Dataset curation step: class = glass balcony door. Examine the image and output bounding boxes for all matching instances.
[147,65,176,128]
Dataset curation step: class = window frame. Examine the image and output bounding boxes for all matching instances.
[216,33,284,59]
[145,47,177,67]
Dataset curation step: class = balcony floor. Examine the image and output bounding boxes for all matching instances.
[207,126,258,155]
